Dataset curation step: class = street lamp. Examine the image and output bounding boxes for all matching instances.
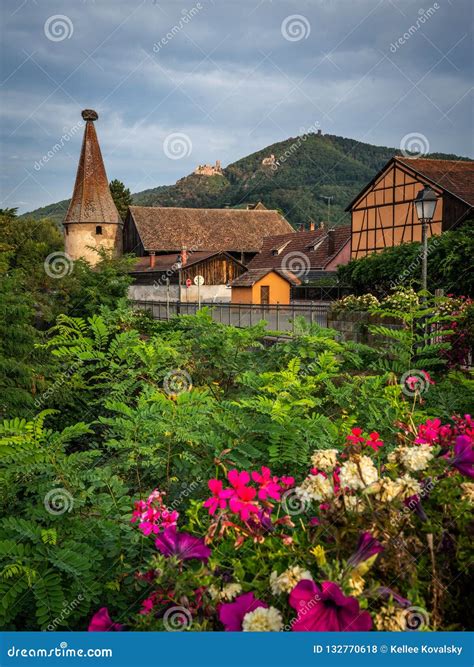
[414,187,438,292]
[175,254,182,315]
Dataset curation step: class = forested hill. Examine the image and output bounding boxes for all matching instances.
[22,133,469,229]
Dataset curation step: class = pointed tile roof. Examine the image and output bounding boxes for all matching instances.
[64,109,121,224]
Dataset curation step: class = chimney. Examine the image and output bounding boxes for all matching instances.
[320,221,325,231]
[327,229,335,256]
[181,247,188,266]
[309,220,315,231]
[149,252,156,269]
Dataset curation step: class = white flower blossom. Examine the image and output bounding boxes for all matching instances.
[270,566,313,595]
[242,606,283,631]
[295,473,334,503]
[310,449,339,472]
[389,444,433,472]
[208,582,242,601]
[339,456,378,491]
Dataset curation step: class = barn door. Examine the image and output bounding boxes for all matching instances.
[260,285,270,305]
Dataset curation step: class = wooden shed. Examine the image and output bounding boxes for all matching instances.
[230,268,301,305]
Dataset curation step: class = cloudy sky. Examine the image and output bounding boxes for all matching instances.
[1,0,472,213]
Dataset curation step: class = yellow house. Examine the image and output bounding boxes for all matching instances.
[230,268,300,305]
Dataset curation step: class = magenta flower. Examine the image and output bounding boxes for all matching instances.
[415,418,442,445]
[251,466,282,501]
[131,489,179,536]
[289,580,372,631]
[228,469,251,488]
[450,435,474,478]
[219,592,267,631]
[155,527,211,562]
[347,531,384,568]
[88,607,123,632]
[229,484,260,521]
[203,479,234,515]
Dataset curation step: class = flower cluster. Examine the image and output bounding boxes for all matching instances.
[203,467,294,541]
[331,293,380,313]
[131,489,179,536]
[381,287,419,311]
[415,414,474,478]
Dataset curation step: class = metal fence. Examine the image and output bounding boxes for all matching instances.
[290,285,352,302]
[131,300,330,331]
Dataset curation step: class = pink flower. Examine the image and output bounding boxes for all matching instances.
[131,490,179,537]
[228,469,251,488]
[366,432,383,452]
[415,418,442,445]
[289,580,372,631]
[251,466,282,501]
[279,476,295,488]
[346,427,365,445]
[219,592,267,631]
[88,608,123,631]
[203,479,233,515]
[155,527,211,562]
[229,484,260,521]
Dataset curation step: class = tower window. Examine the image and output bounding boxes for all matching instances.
[96,225,103,235]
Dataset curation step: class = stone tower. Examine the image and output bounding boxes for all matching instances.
[64,109,122,265]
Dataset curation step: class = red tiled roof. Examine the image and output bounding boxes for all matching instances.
[246,225,351,271]
[396,157,474,207]
[64,110,121,224]
[230,268,301,287]
[131,251,243,273]
[128,206,294,253]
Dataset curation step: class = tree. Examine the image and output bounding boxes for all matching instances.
[109,180,133,221]
[337,224,474,296]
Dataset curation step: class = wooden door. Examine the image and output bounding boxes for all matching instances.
[260,285,270,304]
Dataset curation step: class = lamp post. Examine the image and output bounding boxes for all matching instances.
[175,254,182,315]
[414,187,438,292]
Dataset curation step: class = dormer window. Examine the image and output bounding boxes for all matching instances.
[96,225,102,235]
[271,240,291,256]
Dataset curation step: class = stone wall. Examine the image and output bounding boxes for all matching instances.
[327,311,402,344]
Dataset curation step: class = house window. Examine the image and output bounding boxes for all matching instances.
[96,225,102,235]
[260,285,270,304]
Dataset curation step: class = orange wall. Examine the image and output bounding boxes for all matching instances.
[351,163,443,259]
[231,272,292,304]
